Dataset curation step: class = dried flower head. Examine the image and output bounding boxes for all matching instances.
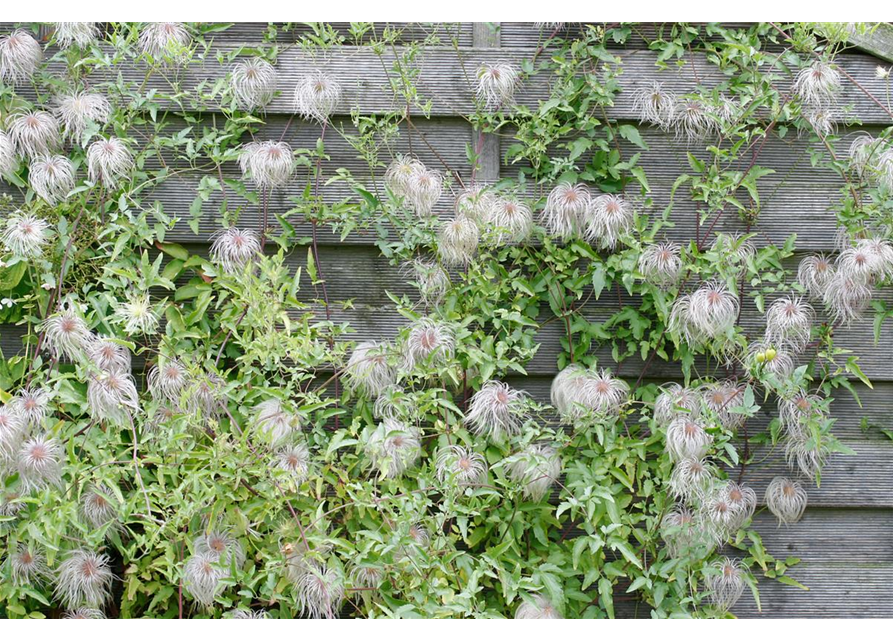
[669,281,739,348]
[456,185,496,221]
[87,336,130,371]
[704,557,746,613]
[508,443,561,501]
[385,154,425,198]
[79,484,119,530]
[55,549,113,609]
[210,227,262,274]
[64,608,107,619]
[406,169,443,217]
[794,61,840,109]
[476,62,519,111]
[465,380,529,441]
[803,106,836,137]
[372,386,419,423]
[139,22,191,59]
[345,341,396,399]
[274,443,311,485]
[148,358,188,403]
[5,544,48,586]
[0,130,18,176]
[365,418,422,479]
[797,253,836,299]
[483,197,533,245]
[544,182,589,241]
[295,563,345,619]
[639,242,683,288]
[55,92,110,142]
[514,594,565,640]
[654,383,701,425]
[7,110,61,158]
[0,30,42,84]
[668,457,715,502]
[701,380,747,431]
[29,154,75,205]
[848,133,881,174]
[231,57,277,110]
[747,339,795,379]
[661,505,711,558]
[185,371,225,418]
[108,295,156,337]
[779,391,828,437]
[349,565,383,590]
[12,386,50,428]
[404,258,450,306]
[435,445,487,486]
[665,417,713,461]
[0,405,25,461]
[822,271,872,326]
[86,137,133,188]
[254,398,301,444]
[87,369,140,424]
[586,194,634,250]
[671,98,717,143]
[184,551,227,607]
[857,238,893,281]
[724,481,757,530]
[551,364,629,422]
[438,214,479,266]
[41,304,91,362]
[633,81,676,129]
[765,296,814,352]
[194,527,245,568]
[238,140,294,189]
[228,608,267,619]
[403,318,454,369]
[294,71,342,123]
[765,476,808,525]
[2,212,51,257]
[784,427,829,481]
[54,23,100,49]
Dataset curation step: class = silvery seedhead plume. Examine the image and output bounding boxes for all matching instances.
[364,418,422,479]
[385,154,425,199]
[435,445,488,486]
[550,364,629,422]
[7,110,61,158]
[654,382,701,426]
[56,90,111,141]
[345,341,396,399]
[586,194,635,250]
[210,227,262,274]
[41,303,92,362]
[403,318,455,370]
[29,154,75,205]
[508,443,561,502]
[238,140,294,189]
[437,214,479,266]
[139,22,191,60]
[797,253,835,299]
[464,380,529,442]
[704,557,747,613]
[0,130,18,176]
[543,182,589,241]
[476,62,520,111]
[793,60,840,109]
[482,197,533,245]
[633,81,676,129]
[765,476,808,525]
[231,57,278,111]
[254,398,302,445]
[765,296,814,352]
[55,549,113,609]
[147,358,188,403]
[54,23,100,49]
[87,137,133,188]
[0,30,42,84]
[2,212,51,258]
[5,544,49,586]
[112,294,159,336]
[86,369,140,424]
[639,242,683,288]
[515,594,562,619]
[294,70,342,123]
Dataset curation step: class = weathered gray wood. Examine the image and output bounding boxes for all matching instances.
[847,23,893,65]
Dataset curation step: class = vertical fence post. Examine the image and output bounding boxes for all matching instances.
[472,22,501,184]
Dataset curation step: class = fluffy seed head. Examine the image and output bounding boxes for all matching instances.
[0,30,42,84]
[228,609,267,619]
[544,182,589,241]
[779,391,828,437]
[822,271,872,326]
[86,137,133,188]
[704,557,746,613]
[12,386,50,428]
[273,443,311,488]
[747,339,795,379]
[147,358,188,402]
[435,445,487,486]
[294,71,342,123]
[665,417,713,461]
[194,528,245,568]
[87,370,140,424]
[670,281,739,348]
[64,608,106,619]
[349,565,383,590]
[551,364,629,422]
[406,169,443,217]
[724,481,757,530]
[55,92,111,143]
[404,258,450,306]
[55,549,113,609]
[6,544,48,586]
[586,194,634,250]
[465,380,529,441]
[184,551,227,607]
[508,443,561,501]
[2,212,51,257]
[139,22,191,60]
[784,426,829,481]
[765,476,808,525]
[482,197,533,245]
[385,154,425,199]
[0,130,17,175]
[254,398,301,445]
[79,484,119,530]
[295,563,344,619]
[765,296,814,352]
[403,318,454,370]
[668,457,715,502]
[211,227,262,274]
[848,134,881,174]
[231,58,277,111]
[112,294,158,336]
[372,386,419,422]
[633,81,676,129]
[7,110,61,158]
[54,23,100,49]
[476,62,519,111]
[86,336,130,375]
[671,98,717,143]
[654,383,701,425]
[660,505,711,558]
[639,242,683,288]
[437,215,479,266]
[29,154,75,205]
[456,186,496,221]
[701,380,747,431]
[794,61,840,109]
[238,140,294,189]
[41,304,91,361]
[797,253,835,299]
[365,418,422,479]
[0,405,25,462]
[345,341,396,399]
[515,594,562,619]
